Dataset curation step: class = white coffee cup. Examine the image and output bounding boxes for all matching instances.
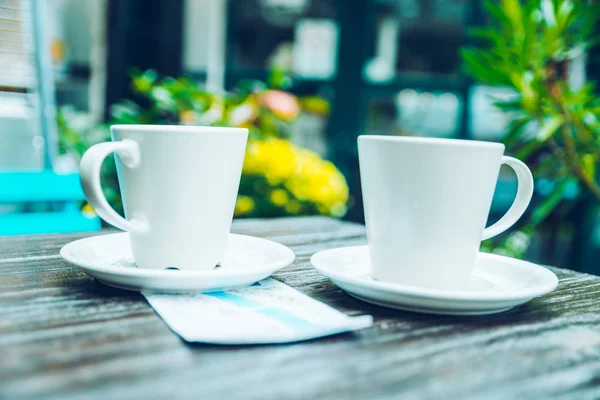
[79,125,248,270]
[358,135,534,289]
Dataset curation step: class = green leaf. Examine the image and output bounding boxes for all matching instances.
[556,0,574,30]
[582,154,596,181]
[531,178,572,225]
[461,49,512,85]
[484,1,513,28]
[537,115,563,140]
[501,0,523,29]
[503,116,531,148]
[520,3,539,69]
[541,0,557,27]
[494,99,523,112]
[467,27,504,48]
[268,67,292,90]
[132,69,158,94]
[510,117,561,161]
[515,139,545,160]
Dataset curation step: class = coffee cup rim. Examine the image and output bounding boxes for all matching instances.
[358,135,505,150]
[111,124,248,136]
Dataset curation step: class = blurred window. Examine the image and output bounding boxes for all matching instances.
[365,0,470,82]
[366,90,463,138]
[0,0,34,91]
[231,0,337,72]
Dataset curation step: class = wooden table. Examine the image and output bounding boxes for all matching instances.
[2,216,600,400]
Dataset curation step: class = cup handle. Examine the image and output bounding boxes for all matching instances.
[481,156,534,240]
[79,140,148,233]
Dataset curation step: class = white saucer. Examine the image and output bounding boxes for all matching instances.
[61,233,295,293]
[310,246,558,315]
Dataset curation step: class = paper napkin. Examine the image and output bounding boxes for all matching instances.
[144,278,373,345]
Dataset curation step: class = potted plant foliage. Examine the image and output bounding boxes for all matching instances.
[462,0,600,267]
[59,70,349,220]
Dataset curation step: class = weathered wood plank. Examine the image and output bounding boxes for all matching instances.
[1,216,599,400]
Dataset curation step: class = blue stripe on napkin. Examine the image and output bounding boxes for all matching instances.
[206,291,317,331]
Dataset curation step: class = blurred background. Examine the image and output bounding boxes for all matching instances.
[1,0,599,274]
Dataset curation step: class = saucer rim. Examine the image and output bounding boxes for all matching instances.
[310,246,558,302]
[346,292,516,315]
[60,232,295,278]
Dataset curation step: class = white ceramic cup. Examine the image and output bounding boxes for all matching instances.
[79,125,248,270]
[358,135,534,289]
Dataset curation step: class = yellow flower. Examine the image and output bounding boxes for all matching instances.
[234,196,255,216]
[179,109,195,125]
[299,96,331,116]
[285,200,301,215]
[330,202,348,218]
[282,146,349,216]
[81,204,97,218]
[243,138,295,184]
[242,137,349,217]
[259,90,301,120]
[269,189,289,206]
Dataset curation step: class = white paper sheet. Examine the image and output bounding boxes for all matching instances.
[144,278,373,344]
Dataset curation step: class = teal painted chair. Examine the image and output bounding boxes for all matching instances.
[0,170,102,235]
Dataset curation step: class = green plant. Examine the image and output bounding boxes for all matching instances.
[461,0,600,258]
[57,107,121,210]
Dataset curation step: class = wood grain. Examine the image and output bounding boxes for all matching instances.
[1,216,600,400]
